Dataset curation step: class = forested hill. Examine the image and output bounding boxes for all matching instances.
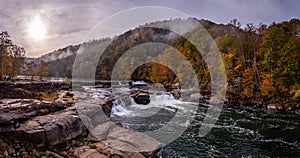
[35,18,299,111]
[43,19,228,78]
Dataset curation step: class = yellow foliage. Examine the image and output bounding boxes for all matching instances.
[265,73,273,79]
[227,53,234,59]
[290,87,300,99]
[204,68,210,75]
[241,88,254,98]
[233,64,242,71]
[64,77,71,84]
[260,74,276,97]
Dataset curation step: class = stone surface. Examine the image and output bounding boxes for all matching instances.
[75,121,161,158]
[74,141,148,158]
[0,99,66,128]
[0,85,161,158]
[267,103,282,110]
[87,121,113,142]
[131,91,150,105]
[106,126,161,157]
[13,108,86,146]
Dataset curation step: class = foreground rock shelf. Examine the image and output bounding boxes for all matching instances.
[0,90,161,158]
[15,107,86,146]
[76,121,161,158]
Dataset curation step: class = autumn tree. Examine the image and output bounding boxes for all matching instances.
[8,45,25,79]
[0,31,25,80]
[37,60,48,82]
[0,31,12,80]
[25,61,37,80]
[259,19,300,110]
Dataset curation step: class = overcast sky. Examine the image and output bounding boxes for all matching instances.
[0,0,299,57]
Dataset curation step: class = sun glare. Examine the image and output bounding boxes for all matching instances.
[27,16,47,40]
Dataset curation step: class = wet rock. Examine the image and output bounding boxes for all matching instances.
[170,89,181,99]
[131,91,150,105]
[95,84,104,88]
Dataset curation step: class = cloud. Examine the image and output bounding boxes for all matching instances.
[0,0,298,57]
[0,0,136,57]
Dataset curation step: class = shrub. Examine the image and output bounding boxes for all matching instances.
[89,144,97,149]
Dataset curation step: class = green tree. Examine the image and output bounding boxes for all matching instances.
[259,19,300,110]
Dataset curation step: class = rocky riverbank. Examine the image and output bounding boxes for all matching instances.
[2,80,298,157]
[0,82,161,158]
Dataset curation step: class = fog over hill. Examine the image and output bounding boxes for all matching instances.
[26,44,80,63]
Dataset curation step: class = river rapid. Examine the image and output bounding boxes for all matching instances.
[87,82,300,157]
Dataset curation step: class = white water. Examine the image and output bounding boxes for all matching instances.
[111,89,194,118]
[84,85,300,157]
[82,86,111,101]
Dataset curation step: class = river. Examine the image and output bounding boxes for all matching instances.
[84,82,300,157]
[109,88,299,157]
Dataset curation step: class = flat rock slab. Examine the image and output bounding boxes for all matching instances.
[78,121,161,158]
[9,107,86,146]
[0,100,66,127]
[75,141,157,158]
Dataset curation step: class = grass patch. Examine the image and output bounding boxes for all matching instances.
[89,143,97,149]
[61,139,69,145]
[41,91,58,101]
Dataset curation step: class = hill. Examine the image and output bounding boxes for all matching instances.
[27,18,300,111]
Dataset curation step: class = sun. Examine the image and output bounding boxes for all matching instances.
[27,16,47,41]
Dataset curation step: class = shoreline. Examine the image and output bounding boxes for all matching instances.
[0,81,161,158]
[0,81,299,157]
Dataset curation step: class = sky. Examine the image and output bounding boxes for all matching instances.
[0,0,299,57]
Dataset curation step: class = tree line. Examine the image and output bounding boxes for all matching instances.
[216,19,300,111]
[95,18,300,111]
[0,31,48,82]
[14,18,299,111]
[0,19,300,111]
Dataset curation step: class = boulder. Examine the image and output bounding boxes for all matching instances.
[74,147,109,158]
[0,100,66,127]
[15,109,86,146]
[266,103,282,110]
[106,126,161,157]
[77,122,161,158]
[87,121,113,142]
[170,89,181,99]
[74,141,147,158]
[131,91,150,105]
